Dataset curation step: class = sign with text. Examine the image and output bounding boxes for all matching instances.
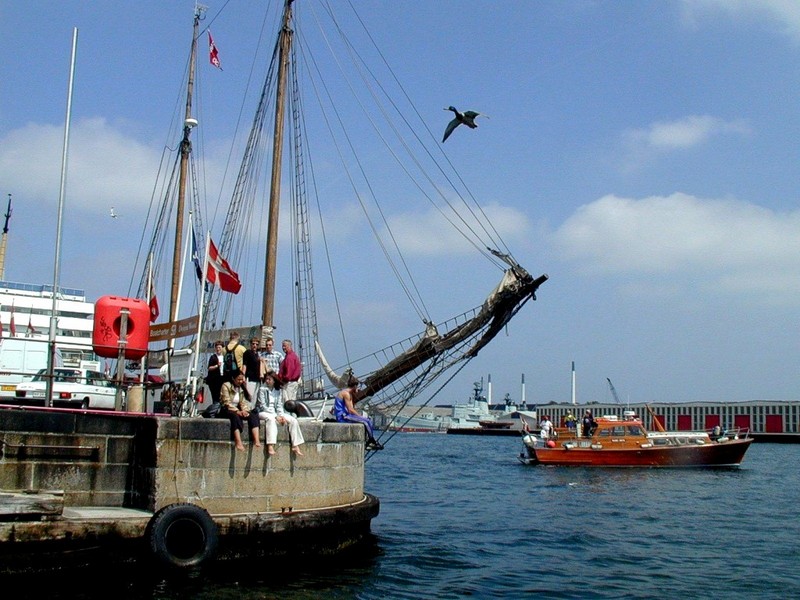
[149,315,200,342]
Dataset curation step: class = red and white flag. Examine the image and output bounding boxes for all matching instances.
[27,315,36,337]
[9,302,16,337]
[208,31,221,69]
[148,273,160,322]
[205,237,241,294]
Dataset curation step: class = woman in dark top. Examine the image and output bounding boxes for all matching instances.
[206,340,225,404]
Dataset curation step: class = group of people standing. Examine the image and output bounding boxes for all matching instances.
[538,409,598,441]
[205,331,304,455]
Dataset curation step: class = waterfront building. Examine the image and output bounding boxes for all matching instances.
[0,280,96,367]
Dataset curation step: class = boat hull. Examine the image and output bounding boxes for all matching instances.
[522,438,753,467]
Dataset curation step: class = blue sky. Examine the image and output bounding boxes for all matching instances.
[2,1,799,405]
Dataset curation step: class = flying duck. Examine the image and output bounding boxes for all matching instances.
[442,106,485,143]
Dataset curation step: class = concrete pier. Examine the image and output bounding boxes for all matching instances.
[0,406,379,573]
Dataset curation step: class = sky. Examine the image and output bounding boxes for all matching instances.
[2,1,800,406]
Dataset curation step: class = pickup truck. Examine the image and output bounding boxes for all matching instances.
[14,367,117,410]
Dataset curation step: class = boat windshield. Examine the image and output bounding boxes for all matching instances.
[597,425,644,437]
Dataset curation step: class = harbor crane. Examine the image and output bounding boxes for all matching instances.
[606,377,622,404]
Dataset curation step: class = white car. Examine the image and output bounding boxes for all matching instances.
[14,368,117,410]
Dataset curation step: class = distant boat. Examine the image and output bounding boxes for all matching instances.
[518,410,753,467]
[385,409,447,433]
[447,380,520,433]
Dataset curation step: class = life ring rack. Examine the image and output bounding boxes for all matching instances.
[145,502,219,569]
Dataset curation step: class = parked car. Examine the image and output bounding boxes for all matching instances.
[14,367,117,410]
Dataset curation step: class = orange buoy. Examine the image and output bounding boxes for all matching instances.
[92,296,150,359]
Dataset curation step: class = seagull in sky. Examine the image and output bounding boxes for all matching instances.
[442,106,487,143]
[110,207,118,219]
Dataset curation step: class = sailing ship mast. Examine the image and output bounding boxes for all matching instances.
[262,0,294,330]
[169,6,202,327]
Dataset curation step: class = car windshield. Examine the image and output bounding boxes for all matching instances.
[31,368,82,383]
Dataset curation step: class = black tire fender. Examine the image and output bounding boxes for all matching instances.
[146,503,218,569]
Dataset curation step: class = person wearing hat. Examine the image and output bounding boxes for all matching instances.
[565,410,576,430]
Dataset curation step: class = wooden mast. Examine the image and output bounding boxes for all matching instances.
[262,0,294,329]
[169,6,202,327]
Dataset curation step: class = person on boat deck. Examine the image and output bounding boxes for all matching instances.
[220,372,261,452]
[256,371,304,457]
[333,373,383,450]
[242,338,263,399]
[565,411,576,429]
[539,415,554,440]
[277,339,302,405]
[225,331,246,382]
[205,340,226,404]
[582,410,597,438]
[260,336,284,375]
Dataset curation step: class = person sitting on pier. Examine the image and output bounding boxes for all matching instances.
[220,372,261,452]
[256,371,304,457]
[333,373,383,451]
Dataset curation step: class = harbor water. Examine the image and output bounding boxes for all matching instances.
[12,433,800,599]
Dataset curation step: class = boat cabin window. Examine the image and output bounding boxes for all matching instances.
[598,426,626,437]
[627,425,643,435]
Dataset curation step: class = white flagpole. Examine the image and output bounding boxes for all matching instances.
[189,230,212,396]
[169,211,193,351]
[141,253,154,383]
[46,27,78,407]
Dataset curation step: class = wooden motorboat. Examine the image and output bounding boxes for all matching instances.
[518,411,753,467]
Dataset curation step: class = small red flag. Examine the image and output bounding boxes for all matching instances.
[208,31,221,69]
[206,237,241,294]
[27,315,36,337]
[148,273,160,322]
[9,302,15,337]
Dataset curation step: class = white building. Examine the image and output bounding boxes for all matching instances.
[0,280,96,367]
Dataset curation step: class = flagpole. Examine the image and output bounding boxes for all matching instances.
[169,210,193,352]
[46,27,78,407]
[189,231,212,398]
[141,253,155,384]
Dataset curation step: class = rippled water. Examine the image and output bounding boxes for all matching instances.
[14,434,800,599]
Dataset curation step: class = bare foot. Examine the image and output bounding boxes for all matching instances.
[254,442,262,448]
[267,446,276,456]
[235,444,246,451]
[292,446,304,456]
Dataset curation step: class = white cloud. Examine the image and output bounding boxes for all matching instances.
[623,115,750,151]
[386,202,531,257]
[552,192,800,301]
[682,0,800,44]
[0,118,161,215]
